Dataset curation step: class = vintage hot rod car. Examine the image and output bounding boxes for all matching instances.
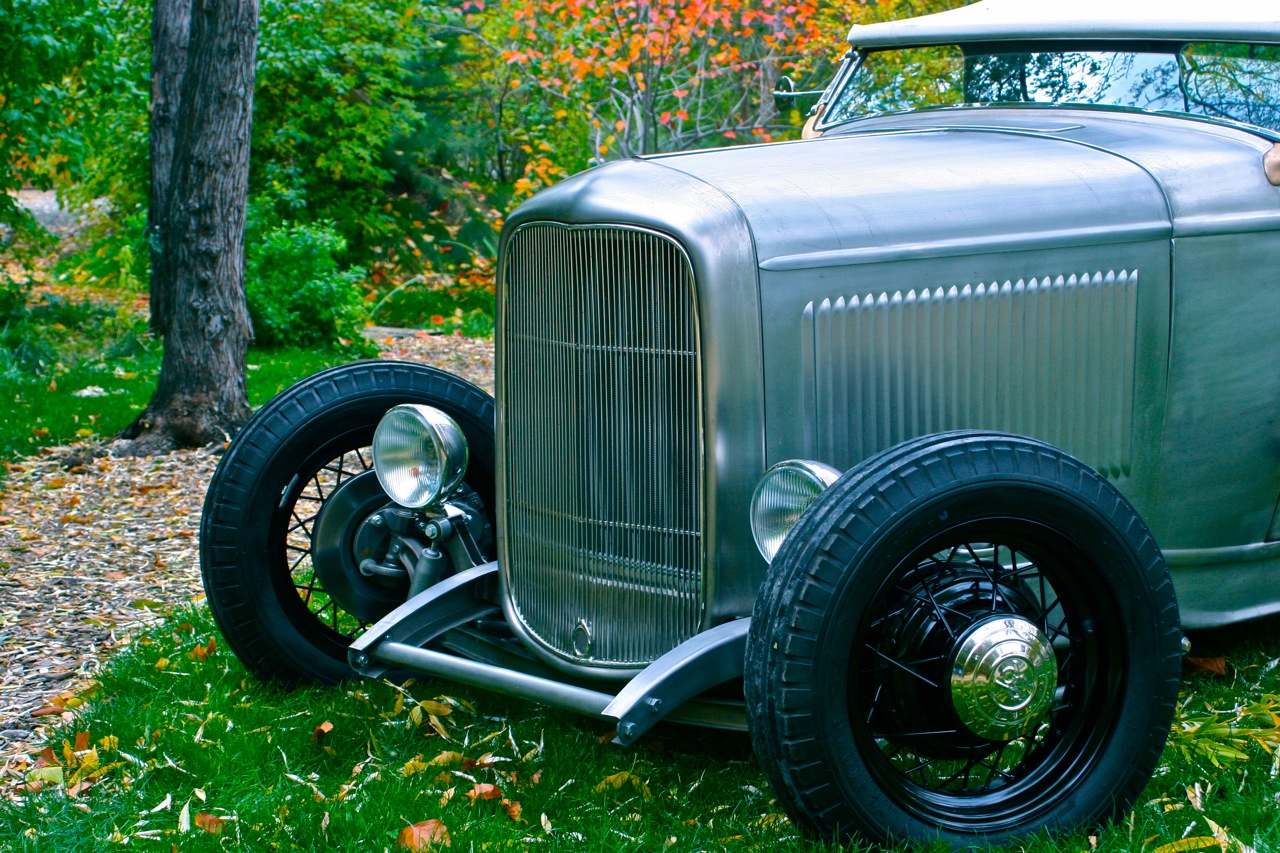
[200,0,1280,847]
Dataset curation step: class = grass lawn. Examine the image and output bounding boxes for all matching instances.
[0,334,358,467]
[0,604,1276,853]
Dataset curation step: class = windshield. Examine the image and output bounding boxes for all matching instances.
[823,42,1280,132]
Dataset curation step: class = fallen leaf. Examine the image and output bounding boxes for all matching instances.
[26,767,64,785]
[75,731,91,751]
[1186,783,1205,812]
[466,783,502,802]
[427,715,452,740]
[66,779,94,797]
[402,755,430,777]
[194,813,225,835]
[418,700,452,716]
[312,721,334,741]
[1185,657,1228,677]
[462,752,508,770]
[594,770,652,801]
[1151,838,1221,853]
[501,799,522,822]
[751,813,788,828]
[397,819,451,850]
[188,637,218,662]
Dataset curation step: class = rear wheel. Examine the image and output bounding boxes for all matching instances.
[745,432,1181,848]
[200,361,495,684]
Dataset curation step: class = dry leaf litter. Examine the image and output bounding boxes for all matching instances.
[0,334,495,785]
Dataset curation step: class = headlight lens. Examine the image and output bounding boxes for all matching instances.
[372,404,469,509]
[750,460,841,563]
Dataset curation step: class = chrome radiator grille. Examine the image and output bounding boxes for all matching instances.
[499,223,704,668]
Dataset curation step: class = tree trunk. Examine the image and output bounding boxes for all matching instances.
[147,0,192,335]
[118,0,258,455]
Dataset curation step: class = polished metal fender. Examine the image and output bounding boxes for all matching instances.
[602,619,750,745]
[348,564,749,738]
[348,562,502,679]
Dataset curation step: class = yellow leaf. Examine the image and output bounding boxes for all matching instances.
[418,700,452,716]
[1151,838,1221,853]
[593,770,652,800]
[26,767,63,785]
[155,657,170,671]
[428,715,451,741]
[402,756,430,777]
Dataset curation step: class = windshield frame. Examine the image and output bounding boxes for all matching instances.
[814,38,1280,139]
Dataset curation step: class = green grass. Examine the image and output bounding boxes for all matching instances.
[1,608,1277,853]
[0,607,858,853]
[0,294,359,464]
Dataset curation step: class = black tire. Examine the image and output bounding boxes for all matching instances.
[200,361,496,685]
[745,431,1182,848]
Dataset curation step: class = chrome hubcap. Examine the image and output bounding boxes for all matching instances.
[950,616,1057,740]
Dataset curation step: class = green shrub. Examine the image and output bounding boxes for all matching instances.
[0,272,30,327]
[56,205,150,291]
[245,221,374,353]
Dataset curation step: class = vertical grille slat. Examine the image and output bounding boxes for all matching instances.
[500,223,703,667]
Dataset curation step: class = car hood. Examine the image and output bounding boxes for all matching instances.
[634,108,1278,270]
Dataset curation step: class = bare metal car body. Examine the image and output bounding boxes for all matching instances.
[201,0,1280,846]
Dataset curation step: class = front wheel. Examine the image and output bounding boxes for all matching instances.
[200,361,496,685]
[745,432,1182,848]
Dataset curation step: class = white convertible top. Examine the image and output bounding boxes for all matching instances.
[847,0,1280,48]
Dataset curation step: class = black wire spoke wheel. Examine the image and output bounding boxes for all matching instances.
[280,444,378,641]
[745,432,1182,849]
[201,361,496,685]
[858,530,1115,810]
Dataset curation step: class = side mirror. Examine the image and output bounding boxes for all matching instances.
[773,75,825,116]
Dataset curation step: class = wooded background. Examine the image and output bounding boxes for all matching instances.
[0,0,964,450]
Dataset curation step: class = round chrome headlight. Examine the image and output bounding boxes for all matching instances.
[372,404,469,509]
[750,460,841,563]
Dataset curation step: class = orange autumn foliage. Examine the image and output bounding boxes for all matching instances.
[492,0,835,160]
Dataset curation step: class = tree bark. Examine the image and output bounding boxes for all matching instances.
[147,0,192,335]
[119,0,258,455]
